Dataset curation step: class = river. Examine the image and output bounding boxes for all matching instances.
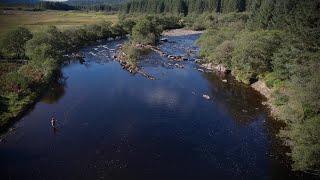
[0,33,306,179]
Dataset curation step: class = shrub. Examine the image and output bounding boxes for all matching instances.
[209,40,235,68]
[118,18,136,35]
[63,28,84,51]
[121,42,140,67]
[0,71,30,95]
[26,26,67,61]
[0,27,33,59]
[184,12,248,30]
[231,30,283,83]
[264,72,282,88]
[110,23,127,39]
[197,27,237,60]
[131,17,162,45]
[289,116,320,171]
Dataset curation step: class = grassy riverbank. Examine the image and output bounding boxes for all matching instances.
[0,12,129,130]
[0,10,118,35]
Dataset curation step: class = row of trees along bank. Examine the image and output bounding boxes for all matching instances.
[0,20,134,129]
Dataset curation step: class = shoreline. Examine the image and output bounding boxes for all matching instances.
[162,29,204,36]
[198,62,278,118]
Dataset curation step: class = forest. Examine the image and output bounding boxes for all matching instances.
[122,0,252,14]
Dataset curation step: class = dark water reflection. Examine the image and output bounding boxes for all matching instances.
[0,35,310,179]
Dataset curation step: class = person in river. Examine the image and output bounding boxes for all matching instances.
[51,116,57,128]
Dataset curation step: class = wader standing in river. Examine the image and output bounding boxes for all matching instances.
[51,117,56,128]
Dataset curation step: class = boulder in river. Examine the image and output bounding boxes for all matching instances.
[160,38,168,42]
[201,63,228,73]
[168,55,183,61]
[202,94,211,100]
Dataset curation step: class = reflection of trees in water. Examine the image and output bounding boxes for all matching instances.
[203,72,267,126]
[204,73,306,178]
[0,96,8,115]
[41,72,67,104]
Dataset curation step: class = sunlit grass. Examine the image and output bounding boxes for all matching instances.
[0,10,118,35]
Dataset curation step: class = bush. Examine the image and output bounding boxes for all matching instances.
[264,72,282,88]
[0,71,30,95]
[0,27,32,59]
[184,12,248,30]
[121,42,140,67]
[231,30,283,83]
[26,26,67,61]
[209,40,235,68]
[197,27,237,61]
[155,15,183,30]
[110,23,127,39]
[131,17,162,45]
[288,116,320,171]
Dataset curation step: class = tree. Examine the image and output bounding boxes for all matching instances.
[0,27,32,59]
[25,26,66,62]
[232,30,282,83]
[131,17,162,45]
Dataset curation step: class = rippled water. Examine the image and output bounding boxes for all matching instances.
[0,34,307,179]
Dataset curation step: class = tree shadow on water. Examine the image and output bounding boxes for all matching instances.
[41,73,67,104]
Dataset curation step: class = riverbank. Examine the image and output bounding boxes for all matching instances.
[0,30,301,179]
[162,29,203,36]
[0,20,130,131]
[198,62,279,117]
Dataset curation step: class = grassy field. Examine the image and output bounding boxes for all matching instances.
[0,10,118,35]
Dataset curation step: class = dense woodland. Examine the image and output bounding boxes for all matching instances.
[122,0,254,14]
[0,0,319,175]
[35,1,76,11]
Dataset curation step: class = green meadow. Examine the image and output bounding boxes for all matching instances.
[0,10,118,35]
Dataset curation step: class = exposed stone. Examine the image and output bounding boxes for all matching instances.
[160,38,168,42]
[203,94,211,100]
[251,80,272,99]
[200,63,228,73]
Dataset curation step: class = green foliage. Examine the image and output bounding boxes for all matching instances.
[264,72,282,88]
[232,30,282,83]
[198,27,237,56]
[0,71,30,95]
[121,42,140,67]
[210,40,235,68]
[287,116,320,171]
[273,90,289,106]
[0,19,133,128]
[184,12,248,30]
[25,26,67,62]
[122,0,248,15]
[131,17,162,45]
[0,27,32,59]
[118,18,136,35]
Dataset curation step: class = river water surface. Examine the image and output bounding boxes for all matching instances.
[0,34,306,179]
